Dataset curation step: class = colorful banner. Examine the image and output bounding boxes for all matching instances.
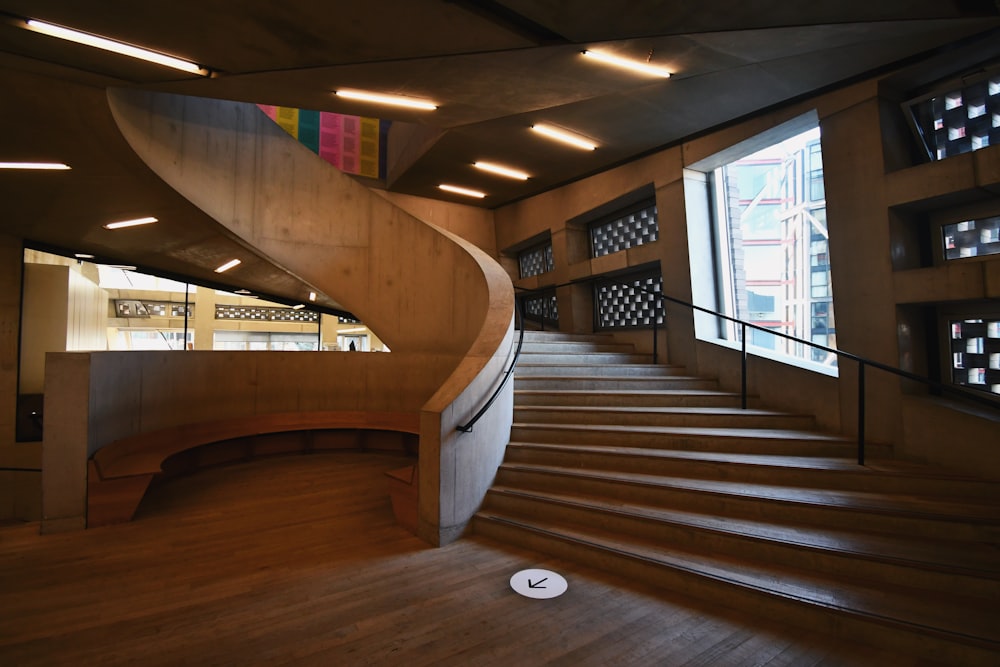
[258,105,386,179]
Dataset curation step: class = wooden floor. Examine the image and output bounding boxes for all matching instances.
[0,452,933,666]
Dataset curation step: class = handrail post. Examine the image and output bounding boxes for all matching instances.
[741,321,747,410]
[652,316,658,365]
[857,360,866,466]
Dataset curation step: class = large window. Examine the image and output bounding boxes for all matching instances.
[594,268,663,330]
[908,70,1000,161]
[708,124,837,369]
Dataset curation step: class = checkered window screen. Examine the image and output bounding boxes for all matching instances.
[215,305,319,323]
[518,242,555,278]
[590,203,658,258]
[595,271,663,329]
[523,293,558,324]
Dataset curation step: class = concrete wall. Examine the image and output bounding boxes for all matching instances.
[494,77,1000,479]
[106,90,514,544]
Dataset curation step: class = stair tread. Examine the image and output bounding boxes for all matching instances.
[486,485,1000,576]
[516,405,807,417]
[513,422,847,441]
[515,389,741,396]
[498,462,1000,520]
[474,512,1000,644]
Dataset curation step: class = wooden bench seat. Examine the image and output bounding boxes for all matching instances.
[87,410,420,527]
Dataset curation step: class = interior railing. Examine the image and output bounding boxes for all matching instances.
[455,299,525,433]
[517,279,1000,466]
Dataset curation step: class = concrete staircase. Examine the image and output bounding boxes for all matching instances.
[472,330,1000,665]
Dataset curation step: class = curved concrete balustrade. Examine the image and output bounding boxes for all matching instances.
[40,92,514,543]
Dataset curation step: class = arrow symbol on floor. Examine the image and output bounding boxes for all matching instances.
[527,577,548,589]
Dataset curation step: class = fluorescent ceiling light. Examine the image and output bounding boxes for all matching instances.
[335,89,437,110]
[24,19,210,76]
[439,184,486,198]
[234,289,252,295]
[292,304,306,310]
[582,50,671,78]
[308,292,317,301]
[104,216,158,230]
[74,253,95,259]
[531,124,597,151]
[214,258,242,273]
[473,161,529,180]
[0,161,71,170]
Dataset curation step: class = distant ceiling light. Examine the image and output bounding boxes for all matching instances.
[106,264,136,271]
[335,89,437,110]
[473,161,529,180]
[214,258,242,273]
[0,161,71,170]
[308,291,317,301]
[530,124,597,151]
[439,184,486,199]
[582,50,671,78]
[234,289,252,295]
[74,253,95,259]
[23,19,210,76]
[104,216,157,230]
[292,304,306,310]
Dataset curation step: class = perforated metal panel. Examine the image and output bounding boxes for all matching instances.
[950,318,1000,396]
[910,74,1000,160]
[590,203,658,258]
[518,242,554,278]
[215,305,319,323]
[595,271,663,329]
[523,293,558,324]
[943,216,1000,260]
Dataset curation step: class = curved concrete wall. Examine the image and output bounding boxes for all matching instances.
[95,89,513,544]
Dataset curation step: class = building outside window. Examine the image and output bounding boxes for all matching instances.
[710,125,837,368]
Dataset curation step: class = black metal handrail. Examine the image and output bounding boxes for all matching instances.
[516,279,1000,465]
[456,298,526,433]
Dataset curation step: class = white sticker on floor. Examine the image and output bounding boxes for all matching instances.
[510,568,568,599]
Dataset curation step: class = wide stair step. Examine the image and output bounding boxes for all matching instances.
[474,329,1000,663]
[473,512,1000,665]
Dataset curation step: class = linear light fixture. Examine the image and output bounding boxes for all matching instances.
[439,184,486,198]
[23,19,210,76]
[0,161,71,170]
[335,89,437,111]
[582,50,671,78]
[74,253,95,259]
[473,161,530,180]
[104,216,158,230]
[214,258,242,273]
[234,289,252,295]
[292,304,306,310]
[308,291,317,301]
[530,124,597,151]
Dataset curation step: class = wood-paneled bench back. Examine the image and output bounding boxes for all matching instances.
[87,411,420,527]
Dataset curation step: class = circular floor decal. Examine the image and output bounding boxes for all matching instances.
[509,568,568,599]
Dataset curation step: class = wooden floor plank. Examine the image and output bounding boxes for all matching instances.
[0,451,937,666]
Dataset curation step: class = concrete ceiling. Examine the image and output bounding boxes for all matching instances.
[1,1,999,309]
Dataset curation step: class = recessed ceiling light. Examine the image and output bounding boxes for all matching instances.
[74,253,95,259]
[530,124,597,151]
[439,184,486,198]
[0,161,71,170]
[581,50,672,78]
[292,304,306,310]
[308,292,317,301]
[473,161,530,180]
[23,19,210,76]
[214,258,241,273]
[335,89,437,110]
[104,216,157,230]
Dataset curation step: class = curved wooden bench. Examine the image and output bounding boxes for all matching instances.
[87,410,420,527]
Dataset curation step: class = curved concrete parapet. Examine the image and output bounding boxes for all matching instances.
[100,90,513,544]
